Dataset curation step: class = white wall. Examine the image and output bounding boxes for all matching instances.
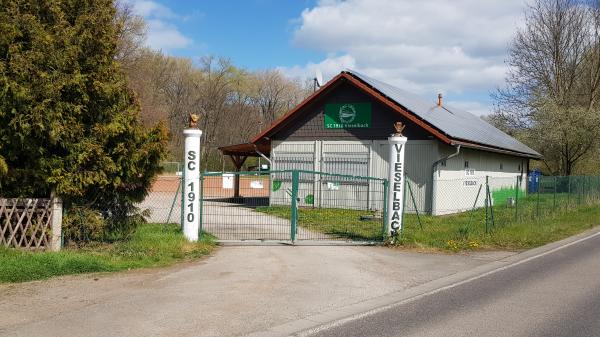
[432,145,527,215]
[270,139,438,212]
[271,140,530,216]
[371,140,439,213]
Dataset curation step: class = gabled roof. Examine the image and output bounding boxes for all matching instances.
[252,70,541,159]
[347,70,541,158]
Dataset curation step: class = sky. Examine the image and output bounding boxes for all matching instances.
[127,0,528,116]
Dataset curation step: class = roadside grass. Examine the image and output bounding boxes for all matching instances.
[256,193,600,251]
[0,224,215,283]
[402,205,600,251]
[256,206,383,241]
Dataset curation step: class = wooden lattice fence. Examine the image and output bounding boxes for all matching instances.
[0,198,62,250]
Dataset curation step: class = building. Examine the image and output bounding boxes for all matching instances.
[219,70,541,215]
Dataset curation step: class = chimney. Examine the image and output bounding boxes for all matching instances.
[437,93,443,107]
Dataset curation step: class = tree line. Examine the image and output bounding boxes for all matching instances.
[116,5,311,170]
[491,0,600,176]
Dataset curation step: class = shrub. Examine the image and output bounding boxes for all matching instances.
[0,0,168,243]
[62,207,106,245]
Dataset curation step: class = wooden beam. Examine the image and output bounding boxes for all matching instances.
[227,155,247,198]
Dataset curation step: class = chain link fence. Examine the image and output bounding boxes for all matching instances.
[159,161,182,175]
[138,175,182,224]
[293,171,386,242]
[403,175,600,236]
[202,171,279,241]
[200,170,386,243]
[139,168,600,244]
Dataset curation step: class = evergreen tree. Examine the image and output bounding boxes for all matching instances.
[0,0,167,233]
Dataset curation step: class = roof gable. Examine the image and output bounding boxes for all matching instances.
[347,70,541,158]
[253,70,541,159]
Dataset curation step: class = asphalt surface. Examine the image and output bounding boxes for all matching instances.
[0,246,506,337]
[304,232,600,337]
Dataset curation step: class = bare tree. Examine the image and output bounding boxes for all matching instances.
[493,0,600,175]
[114,2,147,70]
[252,70,308,125]
[112,9,311,169]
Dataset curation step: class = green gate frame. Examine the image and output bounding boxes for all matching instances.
[198,169,389,243]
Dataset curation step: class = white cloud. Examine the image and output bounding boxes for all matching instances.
[278,54,356,81]
[283,0,526,114]
[127,0,193,51]
[130,0,175,18]
[146,19,192,50]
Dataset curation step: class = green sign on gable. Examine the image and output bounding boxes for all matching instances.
[324,103,372,129]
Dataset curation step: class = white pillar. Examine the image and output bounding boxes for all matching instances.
[387,135,408,237]
[183,129,202,242]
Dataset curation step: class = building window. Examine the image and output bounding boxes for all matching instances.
[464,160,469,168]
[500,163,503,170]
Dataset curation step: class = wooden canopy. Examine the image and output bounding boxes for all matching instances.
[218,142,271,157]
[217,142,271,198]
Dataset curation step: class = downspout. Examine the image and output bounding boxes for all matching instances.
[254,143,274,209]
[431,144,461,215]
[253,144,272,165]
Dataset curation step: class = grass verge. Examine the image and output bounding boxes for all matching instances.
[256,204,600,252]
[0,224,215,283]
[256,206,383,241]
[402,206,600,251]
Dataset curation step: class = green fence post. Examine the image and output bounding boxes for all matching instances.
[406,180,422,230]
[199,174,204,238]
[567,176,571,211]
[553,176,557,211]
[166,178,182,225]
[584,177,588,205]
[485,176,489,234]
[382,179,389,240]
[180,170,185,230]
[466,184,483,231]
[576,177,580,206]
[514,176,519,222]
[290,170,299,243]
[488,183,495,228]
[536,178,540,218]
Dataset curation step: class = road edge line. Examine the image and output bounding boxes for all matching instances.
[245,227,600,337]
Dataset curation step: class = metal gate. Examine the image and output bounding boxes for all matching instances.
[200,170,387,244]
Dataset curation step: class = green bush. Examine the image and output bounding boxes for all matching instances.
[0,0,168,243]
[62,207,106,245]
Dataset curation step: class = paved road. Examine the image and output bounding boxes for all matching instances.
[304,232,600,337]
[0,246,509,337]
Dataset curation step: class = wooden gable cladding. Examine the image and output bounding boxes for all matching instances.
[271,80,433,141]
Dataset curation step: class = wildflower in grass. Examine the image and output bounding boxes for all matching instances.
[469,241,480,248]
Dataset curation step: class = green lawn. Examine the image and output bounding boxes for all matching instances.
[256,194,600,251]
[256,206,384,241]
[0,224,215,283]
[402,205,600,251]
